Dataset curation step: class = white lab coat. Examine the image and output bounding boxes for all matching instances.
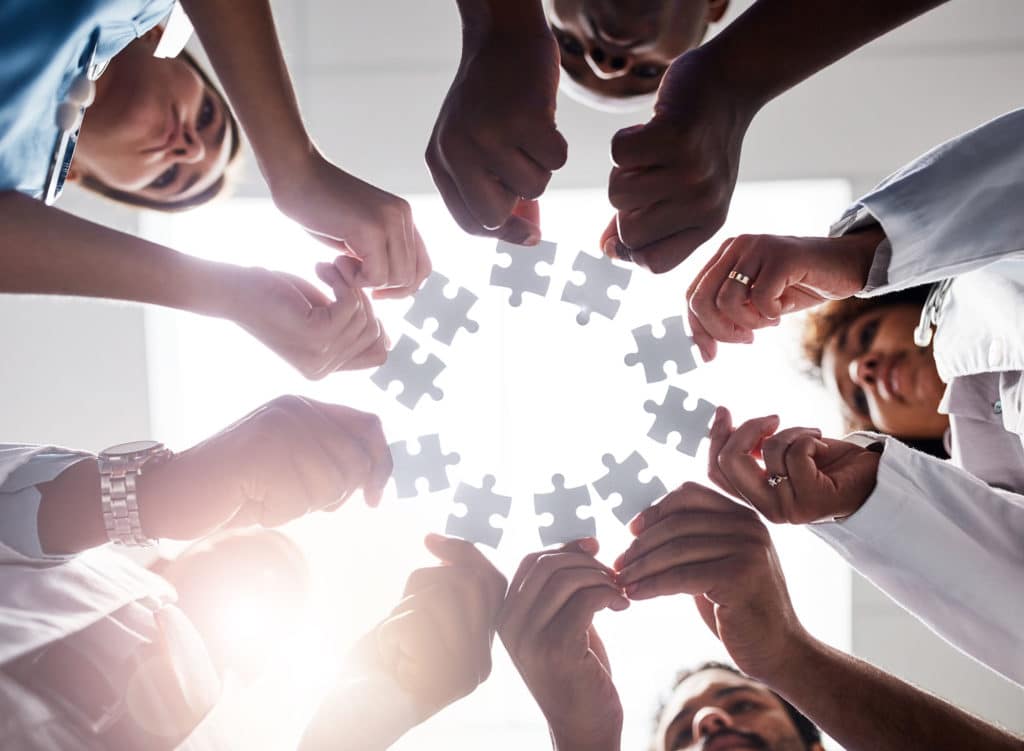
[815,108,1024,686]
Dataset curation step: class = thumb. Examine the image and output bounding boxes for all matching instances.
[424,533,494,569]
[693,594,719,638]
[496,200,542,246]
[600,215,626,260]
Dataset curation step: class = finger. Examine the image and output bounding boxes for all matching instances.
[617,534,750,587]
[688,238,755,344]
[628,224,717,275]
[706,407,740,497]
[521,126,568,172]
[526,566,623,632]
[608,166,673,213]
[458,167,519,232]
[310,401,392,506]
[617,509,759,573]
[717,415,789,516]
[420,579,495,682]
[542,586,629,653]
[628,481,741,536]
[686,308,718,363]
[693,594,719,637]
[783,434,836,520]
[337,318,389,371]
[609,123,661,169]
[424,532,507,606]
[761,427,823,478]
[623,554,747,601]
[715,253,765,331]
[346,226,389,289]
[600,215,630,261]
[506,538,598,596]
[300,404,371,511]
[490,148,553,201]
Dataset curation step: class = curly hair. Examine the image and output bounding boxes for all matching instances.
[650,661,821,750]
[79,48,242,212]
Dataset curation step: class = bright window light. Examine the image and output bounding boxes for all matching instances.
[143,182,852,750]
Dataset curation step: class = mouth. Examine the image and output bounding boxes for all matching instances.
[702,735,765,751]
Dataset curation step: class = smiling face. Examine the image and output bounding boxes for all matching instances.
[544,0,727,105]
[72,30,235,206]
[655,669,816,751]
[819,304,948,439]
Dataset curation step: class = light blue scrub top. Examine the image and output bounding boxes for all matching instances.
[0,0,175,198]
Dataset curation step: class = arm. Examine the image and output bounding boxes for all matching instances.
[300,536,507,750]
[499,539,627,751]
[178,0,429,295]
[773,638,1024,751]
[425,0,566,244]
[604,0,948,272]
[34,396,392,555]
[0,192,388,378]
[708,409,1024,687]
[831,107,1024,295]
[616,483,1024,751]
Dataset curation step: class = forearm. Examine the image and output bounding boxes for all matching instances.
[770,639,1024,751]
[454,0,549,35]
[35,457,106,555]
[0,192,242,319]
[179,0,311,186]
[700,0,947,109]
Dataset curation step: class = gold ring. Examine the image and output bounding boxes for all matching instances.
[728,270,752,286]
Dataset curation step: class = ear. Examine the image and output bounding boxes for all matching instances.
[707,0,729,24]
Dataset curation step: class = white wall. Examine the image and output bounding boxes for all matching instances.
[1,0,1021,739]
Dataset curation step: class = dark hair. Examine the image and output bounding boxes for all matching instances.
[799,285,950,459]
[652,661,821,749]
[79,48,242,212]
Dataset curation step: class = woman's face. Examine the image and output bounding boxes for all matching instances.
[73,32,234,204]
[545,0,727,100]
[820,304,948,438]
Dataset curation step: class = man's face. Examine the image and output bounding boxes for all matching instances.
[655,669,813,751]
[545,0,727,102]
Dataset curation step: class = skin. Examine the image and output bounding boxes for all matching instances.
[72,29,234,204]
[820,304,948,438]
[656,669,819,751]
[544,0,728,100]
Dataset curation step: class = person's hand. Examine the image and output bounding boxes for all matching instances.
[686,231,881,361]
[361,535,508,722]
[138,396,392,539]
[226,264,389,380]
[426,27,567,245]
[500,539,628,751]
[615,483,809,684]
[707,407,881,524]
[270,149,431,298]
[601,50,756,273]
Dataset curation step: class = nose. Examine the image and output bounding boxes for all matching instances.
[849,353,880,388]
[693,706,735,740]
[585,44,633,79]
[172,122,205,164]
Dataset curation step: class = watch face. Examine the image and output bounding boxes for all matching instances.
[102,440,163,457]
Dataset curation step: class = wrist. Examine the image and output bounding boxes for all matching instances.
[262,137,319,201]
[550,731,621,751]
[844,225,886,292]
[760,634,830,705]
[679,40,769,119]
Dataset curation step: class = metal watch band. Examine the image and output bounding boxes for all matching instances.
[99,444,171,547]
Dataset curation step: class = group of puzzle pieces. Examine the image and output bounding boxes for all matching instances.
[379,239,717,549]
[491,239,632,325]
[389,389,715,549]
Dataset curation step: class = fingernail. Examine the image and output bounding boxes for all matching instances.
[613,552,627,570]
[524,229,541,246]
[629,513,645,534]
[782,301,796,313]
[624,583,641,598]
[578,537,599,554]
[610,596,630,611]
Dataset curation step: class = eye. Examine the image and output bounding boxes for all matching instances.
[196,93,215,130]
[631,62,666,79]
[858,318,880,353]
[554,28,585,57]
[728,699,758,713]
[148,163,179,190]
[853,387,870,415]
[670,728,692,750]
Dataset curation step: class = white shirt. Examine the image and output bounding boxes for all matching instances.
[816,108,1024,686]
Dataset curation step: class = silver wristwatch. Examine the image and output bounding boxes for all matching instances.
[98,441,173,547]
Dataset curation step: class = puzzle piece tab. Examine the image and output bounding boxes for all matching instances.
[371,335,445,409]
[389,435,460,498]
[644,386,716,456]
[446,475,513,549]
[404,272,480,346]
[592,452,668,525]
[560,250,632,325]
[490,239,556,307]
[624,316,698,383]
[534,474,595,546]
